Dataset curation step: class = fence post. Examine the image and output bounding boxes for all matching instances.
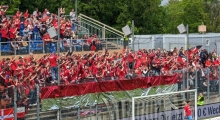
[182,70,186,100]
[106,38,108,50]
[29,41,31,54]
[219,66,220,102]
[77,107,80,120]
[207,68,210,104]
[0,42,1,56]
[195,70,198,95]
[43,42,45,54]
[37,85,40,120]
[13,87,17,120]
[70,37,72,53]
[14,42,16,56]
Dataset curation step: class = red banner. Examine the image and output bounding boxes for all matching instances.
[41,75,178,99]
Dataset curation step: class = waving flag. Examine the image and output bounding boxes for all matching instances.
[177,51,186,64]
[185,45,202,58]
[0,108,14,120]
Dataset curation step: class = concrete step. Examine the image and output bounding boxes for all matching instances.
[25,110,57,118]
[25,113,56,120]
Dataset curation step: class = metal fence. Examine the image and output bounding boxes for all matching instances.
[131,33,220,53]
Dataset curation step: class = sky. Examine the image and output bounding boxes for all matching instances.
[161,0,169,6]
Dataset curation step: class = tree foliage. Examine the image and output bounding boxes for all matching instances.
[3,0,220,34]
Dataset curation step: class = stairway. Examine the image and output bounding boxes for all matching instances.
[78,14,123,50]
[25,105,57,120]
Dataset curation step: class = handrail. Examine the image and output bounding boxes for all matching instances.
[80,17,123,37]
[79,14,124,36]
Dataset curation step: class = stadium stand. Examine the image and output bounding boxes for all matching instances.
[0,6,219,120]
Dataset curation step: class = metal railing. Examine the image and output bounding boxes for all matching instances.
[0,38,122,56]
[78,14,124,39]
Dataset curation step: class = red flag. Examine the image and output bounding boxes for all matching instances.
[0,108,14,120]
[178,51,186,64]
[17,107,25,118]
[185,45,202,56]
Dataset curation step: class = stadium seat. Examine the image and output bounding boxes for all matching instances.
[50,46,57,53]
[1,43,12,53]
[30,41,43,51]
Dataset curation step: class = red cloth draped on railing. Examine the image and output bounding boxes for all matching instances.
[41,75,178,99]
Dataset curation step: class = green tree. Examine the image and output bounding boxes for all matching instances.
[1,0,21,15]
[116,0,165,34]
[162,0,207,33]
[204,0,220,32]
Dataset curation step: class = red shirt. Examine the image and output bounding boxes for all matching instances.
[9,27,17,39]
[14,19,20,29]
[135,58,142,69]
[24,19,29,26]
[128,53,133,62]
[1,11,5,16]
[43,34,51,44]
[184,105,192,116]
[48,54,58,67]
[205,60,211,67]
[10,61,17,71]
[17,61,25,67]
[87,37,93,44]
[15,12,21,17]
[24,12,29,18]
[1,28,8,38]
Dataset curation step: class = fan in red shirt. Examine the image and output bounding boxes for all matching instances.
[0,6,8,16]
[23,10,29,18]
[9,24,17,40]
[14,18,21,30]
[48,53,58,82]
[1,24,9,43]
[15,10,22,18]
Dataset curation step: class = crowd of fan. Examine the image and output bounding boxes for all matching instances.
[0,7,102,53]
[0,46,219,109]
[0,6,219,114]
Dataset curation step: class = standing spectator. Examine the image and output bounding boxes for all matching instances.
[1,24,9,44]
[184,100,193,120]
[24,9,29,19]
[15,10,22,18]
[197,93,204,106]
[69,9,76,31]
[33,23,40,40]
[48,52,58,83]
[0,6,8,16]
[33,8,38,17]
[23,26,29,40]
[9,24,17,41]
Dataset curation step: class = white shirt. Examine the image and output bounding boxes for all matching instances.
[69,12,76,21]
